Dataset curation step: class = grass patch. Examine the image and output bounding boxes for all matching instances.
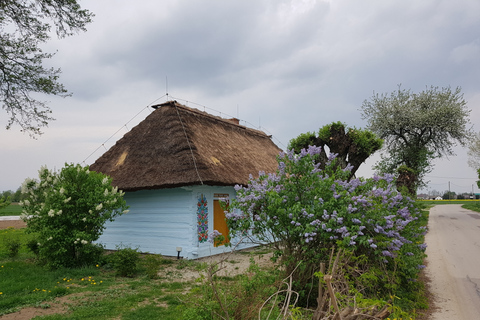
[0,260,103,315]
[417,199,479,206]
[417,199,480,212]
[462,201,480,212]
[0,204,22,216]
[0,228,37,260]
[0,229,196,319]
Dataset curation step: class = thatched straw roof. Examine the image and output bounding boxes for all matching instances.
[90,101,282,191]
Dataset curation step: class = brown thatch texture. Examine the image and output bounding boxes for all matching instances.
[90,101,282,191]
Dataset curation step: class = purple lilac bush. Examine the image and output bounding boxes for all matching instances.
[225,146,426,273]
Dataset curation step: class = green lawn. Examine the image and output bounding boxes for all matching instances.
[0,204,22,216]
[0,228,198,319]
[417,199,480,213]
[0,228,276,319]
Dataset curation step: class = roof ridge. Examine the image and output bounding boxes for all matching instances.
[151,100,270,138]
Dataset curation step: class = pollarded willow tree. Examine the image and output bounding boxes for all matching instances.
[361,86,473,194]
[0,0,93,136]
[288,122,383,179]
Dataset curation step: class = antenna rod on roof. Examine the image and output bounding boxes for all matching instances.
[166,76,169,99]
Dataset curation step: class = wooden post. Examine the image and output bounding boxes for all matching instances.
[325,275,342,320]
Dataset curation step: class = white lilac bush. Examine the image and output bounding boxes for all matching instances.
[21,164,129,268]
[225,146,426,292]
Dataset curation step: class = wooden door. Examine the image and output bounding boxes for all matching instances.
[213,200,230,246]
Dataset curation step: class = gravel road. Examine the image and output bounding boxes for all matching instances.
[425,204,480,319]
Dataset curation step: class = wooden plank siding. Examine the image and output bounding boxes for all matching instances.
[98,188,194,257]
[97,185,257,259]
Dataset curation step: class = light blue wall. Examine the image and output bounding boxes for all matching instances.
[97,185,257,259]
[98,188,193,257]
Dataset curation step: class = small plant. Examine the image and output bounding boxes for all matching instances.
[6,238,21,258]
[111,246,140,277]
[143,254,163,279]
[25,238,40,256]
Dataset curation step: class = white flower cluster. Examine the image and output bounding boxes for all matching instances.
[21,178,35,194]
[47,209,62,217]
[74,238,89,245]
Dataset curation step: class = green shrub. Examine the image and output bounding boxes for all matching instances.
[111,246,140,277]
[227,146,427,309]
[143,254,163,279]
[5,238,21,258]
[25,238,40,256]
[20,163,129,268]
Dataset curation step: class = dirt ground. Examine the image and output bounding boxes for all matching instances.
[0,219,26,230]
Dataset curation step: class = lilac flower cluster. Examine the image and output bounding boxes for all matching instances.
[208,230,223,244]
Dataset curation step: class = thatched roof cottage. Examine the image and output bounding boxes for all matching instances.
[91,101,281,258]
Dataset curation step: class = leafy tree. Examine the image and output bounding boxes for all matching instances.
[442,191,456,200]
[0,195,10,210]
[477,168,480,189]
[288,122,383,179]
[467,131,480,170]
[361,86,473,194]
[20,164,129,268]
[0,0,93,136]
[12,187,23,202]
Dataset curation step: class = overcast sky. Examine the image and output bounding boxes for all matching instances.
[1,0,479,195]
